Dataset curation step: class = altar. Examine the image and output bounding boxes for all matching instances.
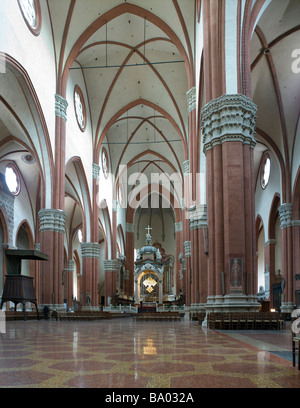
[134,226,174,306]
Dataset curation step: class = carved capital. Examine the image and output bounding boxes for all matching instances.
[104,259,120,272]
[184,241,191,258]
[55,94,68,121]
[186,87,196,113]
[92,163,100,179]
[201,94,257,155]
[279,203,293,229]
[183,160,190,175]
[81,242,101,259]
[39,209,66,233]
[126,223,135,233]
[188,204,207,230]
[175,221,183,232]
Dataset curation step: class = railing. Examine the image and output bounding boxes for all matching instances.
[103,304,138,313]
[157,304,187,312]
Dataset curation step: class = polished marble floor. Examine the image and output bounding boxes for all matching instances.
[0,316,299,389]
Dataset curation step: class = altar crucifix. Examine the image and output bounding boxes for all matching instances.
[145,225,152,245]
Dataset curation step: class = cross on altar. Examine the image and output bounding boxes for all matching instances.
[146,225,152,235]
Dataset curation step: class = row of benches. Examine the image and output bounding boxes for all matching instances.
[57,311,112,321]
[4,311,40,321]
[206,312,286,330]
[134,312,181,321]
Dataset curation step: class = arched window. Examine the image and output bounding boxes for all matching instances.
[74,86,87,132]
[101,148,109,179]
[18,0,41,35]
[260,153,271,190]
[5,164,21,196]
[77,229,83,243]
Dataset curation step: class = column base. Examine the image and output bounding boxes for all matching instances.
[280,302,294,314]
[204,294,261,313]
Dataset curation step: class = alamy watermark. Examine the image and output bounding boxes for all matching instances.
[96,165,206,220]
[292,50,300,74]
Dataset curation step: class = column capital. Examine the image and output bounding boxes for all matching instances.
[201,94,257,155]
[104,259,120,272]
[184,241,191,258]
[264,239,276,247]
[279,203,293,229]
[81,242,101,259]
[38,209,66,233]
[188,204,207,230]
[183,160,190,174]
[92,163,100,179]
[186,87,196,113]
[112,200,119,212]
[126,223,135,233]
[175,221,183,232]
[55,94,68,121]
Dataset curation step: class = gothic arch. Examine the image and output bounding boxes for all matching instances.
[0,53,54,209]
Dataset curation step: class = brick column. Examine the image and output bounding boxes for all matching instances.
[182,160,191,306]
[174,221,183,295]
[38,209,66,310]
[81,242,100,309]
[201,94,260,312]
[104,259,120,306]
[63,259,74,308]
[189,204,208,309]
[125,222,135,296]
[279,203,294,314]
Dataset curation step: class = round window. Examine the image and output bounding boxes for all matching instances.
[18,0,41,36]
[74,86,86,132]
[5,165,21,196]
[261,154,271,189]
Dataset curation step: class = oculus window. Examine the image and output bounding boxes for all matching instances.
[18,0,41,35]
[74,86,86,132]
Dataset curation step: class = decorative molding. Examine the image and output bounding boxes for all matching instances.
[183,160,190,174]
[292,220,300,227]
[174,221,183,232]
[92,163,100,179]
[279,203,293,229]
[201,94,257,155]
[134,263,164,276]
[55,94,68,121]
[38,209,66,233]
[81,242,101,259]
[189,205,207,230]
[184,241,191,258]
[186,87,196,113]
